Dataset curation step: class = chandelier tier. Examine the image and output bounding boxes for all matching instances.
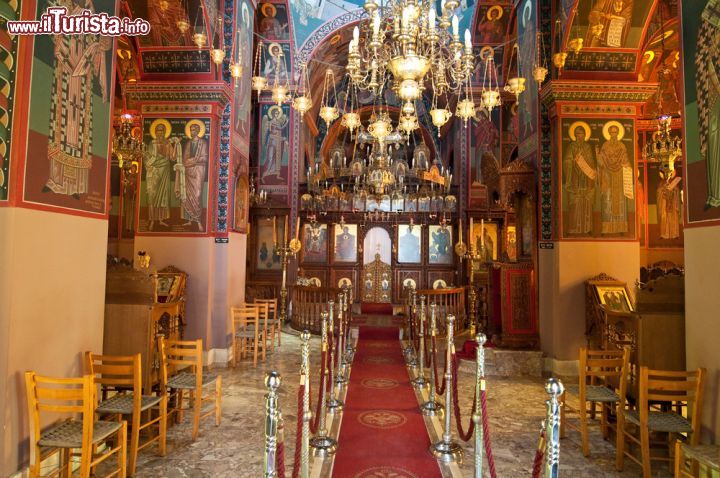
[347,0,475,101]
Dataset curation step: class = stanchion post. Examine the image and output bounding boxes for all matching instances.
[430,314,463,463]
[327,301,344,413]
[335,292,347,385]
[421,303,441,416]
[310,313,338,457]
[300,331,312,478]
[343,288,355,359]
[544,378,564,478]
[263,371,281,478]
[411,295,427,388]
[473,334,487,478]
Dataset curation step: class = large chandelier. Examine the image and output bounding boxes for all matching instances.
[642,115,682,176]
[347,0,475,100]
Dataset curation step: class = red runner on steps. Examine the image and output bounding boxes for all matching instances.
[332,326,442,478]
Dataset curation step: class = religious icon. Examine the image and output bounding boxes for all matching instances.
[144,119,181,231]
[234,0,254,152]
[256,219,283,270]
[403,278,417,290]
[471,222,498,262]
[657,170,682,240]
[301,223,327,263]
[334,224,358,262]
[176,119,209,231]
[397,225,421,263]
[428,225,453,264]
[597,120,633,234]
[338,278,352,289]
[476,5,506,44]
[506,226,518,262]
[695,3,720,210]
[262,43,290,82]
[586,0,634,48]
[43,1,111,200]
[596,285,633,312]
[258,2,289,41]
[563,121,596,236]
[260,104,289,184]
[413,143,430,170]
[433,279,447,289]
[233,174,249,232]
[329,143,344,168]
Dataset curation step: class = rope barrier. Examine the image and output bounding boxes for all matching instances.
[432,335,447,395]
[291,383,305,478]
[480,388,497,478]
[309,350,326,435]
[276,441,286,477]
[531,427,546,478]
[451,354,477,441]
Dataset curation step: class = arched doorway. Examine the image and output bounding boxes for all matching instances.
[361,227,392,303]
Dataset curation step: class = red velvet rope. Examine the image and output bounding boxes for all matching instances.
[291,384,304,478]
[276,441,286,477]
[531,429,546,478]
[309,350,326,435]
[432,335,447,395]
[451,355,477,441]
[480,388,497,478]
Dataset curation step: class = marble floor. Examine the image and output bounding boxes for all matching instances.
[130,328,663,477]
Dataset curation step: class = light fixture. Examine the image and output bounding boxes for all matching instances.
[251,41,267,99]
[367,110,393,141]
[291,62,313,119]
[176,0,190,33]
[250,174,269,206]
[319,69,339,126]
[553,52,567,70]
[398,114,419,136]
[533,32,548,84]
[504,43,526,101]
[341,112,361,132]
[210,18,225,65]
[192,3,207,48]
[480,54,501,113]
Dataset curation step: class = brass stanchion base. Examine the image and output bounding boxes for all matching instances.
[421,399,442,416]
[411,375,428,388]
[310,435,338,457]
[334,373,347,385]
[430,440,464,463]
[326,397,344,414]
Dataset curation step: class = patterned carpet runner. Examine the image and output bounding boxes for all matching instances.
[332,326,442,478]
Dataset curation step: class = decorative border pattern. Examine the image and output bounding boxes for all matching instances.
[539,101,552,240]
[141,104,213,114]
[296,9,367,65]
[560,104,637,116]
[127,84,232,105]
[564,51,637,72]
[540,81,657,104]
[217,102,231,233]
[140,50,212,74]
[0,0,19,201]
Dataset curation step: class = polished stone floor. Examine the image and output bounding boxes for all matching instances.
[131,327,663,477]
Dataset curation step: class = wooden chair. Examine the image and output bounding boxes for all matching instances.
[230,305,265,366]
[617,366,705,478]
[561,347,629,457]
[85,352,167,476]
[25,372,127,478]
[254,298,281,347]
[674,440,720,477]
[158,337,222,441]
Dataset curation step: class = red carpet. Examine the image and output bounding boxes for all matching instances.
[360,303,394,315]
[332,325,442,477]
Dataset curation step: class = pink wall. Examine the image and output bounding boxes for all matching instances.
[0,208,108,475]
[539,241,640,361]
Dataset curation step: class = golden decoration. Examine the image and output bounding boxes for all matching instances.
[131,126,142,139]
[329,33,342,45]
[642,50,655,65]
[649,29,674,46]
[480,46,494,61]
[454,242,467,256]
[568,121,591,141]
[486,5,503,21]
[149,118,172,139]
[602,120,625,141]
[289,238,302,253]
[184,119,206,138]
[261,2,276,17]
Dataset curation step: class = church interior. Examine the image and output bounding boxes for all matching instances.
[1,0,720,476]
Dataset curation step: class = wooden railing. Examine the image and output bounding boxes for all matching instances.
[291,285,342,334]
[413,287,468,336]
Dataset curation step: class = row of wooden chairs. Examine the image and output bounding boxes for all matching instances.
[561,347,705,478]
[230,298,280,366]
[25,338,221,478]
